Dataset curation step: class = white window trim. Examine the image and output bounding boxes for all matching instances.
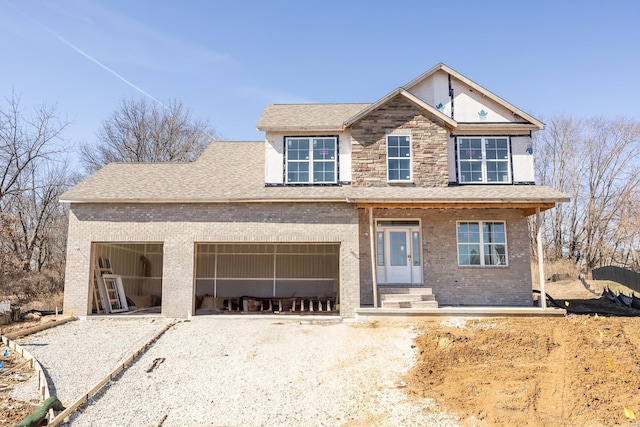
[457,136,512,184]
[456,220,509,267]
[386,135,413,182]
[285,136,338,184]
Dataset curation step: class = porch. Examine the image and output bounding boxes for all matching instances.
[354,306,566,322]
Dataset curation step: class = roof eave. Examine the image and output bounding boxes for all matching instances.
[256,125,345,132]
[454,123,540,133]
[352,198,569,204]
[60,197,351,204]
[353,199,568,216]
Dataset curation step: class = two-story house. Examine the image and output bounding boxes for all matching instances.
[60,63,568,318]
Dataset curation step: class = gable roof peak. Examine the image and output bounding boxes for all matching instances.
[343,87,457,129]
[403,63,543,129]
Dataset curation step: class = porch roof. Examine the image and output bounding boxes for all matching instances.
[60,141,569,214]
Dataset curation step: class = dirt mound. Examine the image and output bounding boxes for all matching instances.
[407,316,640,426]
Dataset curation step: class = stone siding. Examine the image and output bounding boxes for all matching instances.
[64,203,360,318]
[350,95,449,187]
[358,208,532,306]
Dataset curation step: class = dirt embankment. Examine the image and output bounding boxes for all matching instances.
[407,315,640,426]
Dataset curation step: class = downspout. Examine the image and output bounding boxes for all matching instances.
[536,207,547,309]
[368,207,378,308]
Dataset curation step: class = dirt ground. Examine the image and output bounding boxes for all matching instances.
[0,346,39,427]
[1,315,62,427]
[3,280,640,426]
[407,279,640,426]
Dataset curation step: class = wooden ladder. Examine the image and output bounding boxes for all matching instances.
[92,258,110,314]
[94,258,129,314]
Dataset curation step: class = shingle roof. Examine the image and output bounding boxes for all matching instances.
[60,141,569,207]
[256,104,369,131]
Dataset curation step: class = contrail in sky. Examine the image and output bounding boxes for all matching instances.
[4,1,219,141]
[4,0,165,108]
[49,31,164,107]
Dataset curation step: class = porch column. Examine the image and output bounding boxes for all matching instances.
[536,207,547,309]
[368,207,378,308]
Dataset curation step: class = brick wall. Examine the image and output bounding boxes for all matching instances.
[358,208,533,306]
[350,95,449,187]
[64,202,360,318]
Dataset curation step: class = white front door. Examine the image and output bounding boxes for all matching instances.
[385,229,412,283]
[376,221,423,285]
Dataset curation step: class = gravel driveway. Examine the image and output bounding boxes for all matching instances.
[19,317,457,426]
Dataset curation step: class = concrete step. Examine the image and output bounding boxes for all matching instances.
[381,300,439,309]
[380,293,436,302]
[378,286,433,295]
[409,300,439,309]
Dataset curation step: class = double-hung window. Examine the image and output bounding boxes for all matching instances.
[387,135,412,182]
[458,137,511,183]
[457,221,507,266]
[286,137,337,184]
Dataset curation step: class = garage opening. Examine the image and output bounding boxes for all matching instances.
[90,243,163,315]
[195,243,339,314]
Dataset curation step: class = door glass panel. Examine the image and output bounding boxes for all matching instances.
[376,232,384,266]
[412,231,420,266]
[389,231,407,266]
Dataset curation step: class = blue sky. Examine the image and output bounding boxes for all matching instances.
[1,0,639,167]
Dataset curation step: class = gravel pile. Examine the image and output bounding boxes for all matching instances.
[20,316,458,426]
[17,317,171,405]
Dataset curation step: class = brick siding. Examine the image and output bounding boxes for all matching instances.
[63,203,360,318]
[358,208,533,306]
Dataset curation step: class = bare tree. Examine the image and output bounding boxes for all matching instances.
[0,93,67,202]
[580,117,640,270]
[533,116,585,262]
[2,162,72,271]
[80,97,217,174]
[0,93,71,277]
[533,115,640,272]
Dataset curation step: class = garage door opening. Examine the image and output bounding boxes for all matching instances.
[90,243,163,315]
[194,243,339,315]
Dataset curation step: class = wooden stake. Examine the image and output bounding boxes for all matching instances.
[537,207,547,309]
[368,207,378,308]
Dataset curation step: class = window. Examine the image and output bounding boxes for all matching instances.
[458,137,511,183]
[457,221,507,266]
[285,137,337,184]
[387,135,412,182]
